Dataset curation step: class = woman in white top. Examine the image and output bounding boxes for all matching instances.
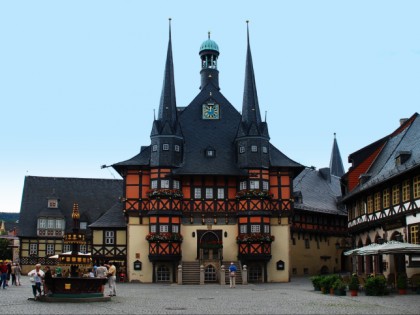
[28,264,45,299]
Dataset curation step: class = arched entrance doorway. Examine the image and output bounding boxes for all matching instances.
[197,230,223,261]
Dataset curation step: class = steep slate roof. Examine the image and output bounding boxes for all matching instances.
[343,112,420,199]
[329,134,345,177]
[89,202,126,228]
[19,176,123,237]
[293,167,346,215]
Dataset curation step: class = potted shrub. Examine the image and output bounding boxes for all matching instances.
[365,275,388,296]
[332,278,346,296]
[397,274,407,295]
[310,275,322,291]
[348,274,359,296]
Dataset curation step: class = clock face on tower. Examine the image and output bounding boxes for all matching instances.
[202,102,220,119]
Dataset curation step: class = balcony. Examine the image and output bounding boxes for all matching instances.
[146,233,183,261]
[236,233,274,261]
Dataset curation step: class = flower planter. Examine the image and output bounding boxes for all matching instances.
[398,289,407,295]
[350,290,358,296]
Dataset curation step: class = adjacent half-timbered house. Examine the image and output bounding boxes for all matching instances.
[18,176,122,273]
[341,113,420,277]
[111,22,304,283]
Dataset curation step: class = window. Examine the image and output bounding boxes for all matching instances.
[38,219,46,229]
[374,192,381,211]
[206,149,215,157]
[160,225,169,233]
[47,219,55,229]
[150,225,156,233]
[29,244,38,255]
[79,245,87,254]
[262,181,269,191]
[240,181,247,190]
[303,268,309,275]
[151,180,158,189]
[48,200,58,208]
[157,265,170,282]
[410,224,419,244]
[392,184,400,205]
[105,231,115,245]
[205,188,213,199]
[263,225,270,233]
[194,188,201,199]
[402,180,410,202]
[367,195,373,214]
[55,219,63,229]
[240,225,247,233]
[217,188,224,199]
[46,244,54,255]
[305,239,310,249]
[63,244,71,252]
[262,146,268,154]
[162,144,169,151]
[250,225,260,233]
[251,145,258,152]
[173,180,180,189]
[174,145,180,152]
[80,222,87,230]
[239,146,245,154]
[383,188,390,208]
[152,144,158,152]
[172,225,179,233]
[161,180,170,188]
[250,180,260,190]
[414,176,420,199]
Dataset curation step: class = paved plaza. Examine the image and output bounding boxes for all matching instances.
[1,276,419,314]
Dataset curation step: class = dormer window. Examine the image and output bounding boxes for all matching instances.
[262,146,268,154]
[162,144,169,151]
[251,145,258,152]
[206,147,216,157]
[48,199,58,208]
[395,151,411,166]
[152,145,158,152]
[239,146,245,154]
[174,145,180,152]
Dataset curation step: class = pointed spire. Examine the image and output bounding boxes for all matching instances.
[157,18,177,128]
[330,133,345,177]
[241,20,262,127]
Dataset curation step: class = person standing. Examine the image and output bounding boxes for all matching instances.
[43,266,53,296]
[228,262,237,288]
[28,264,45,300]
[95,262,108,278]
[14,263,22,286]
[0,261,7,289]
[11,263,17,285]
[107,262,117,296]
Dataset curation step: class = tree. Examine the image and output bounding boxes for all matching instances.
[0,238,12,260]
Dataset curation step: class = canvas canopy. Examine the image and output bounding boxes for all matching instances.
[344,241,420,256]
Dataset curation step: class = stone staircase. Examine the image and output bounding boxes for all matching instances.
[182,261,200,285]
[223,261,242,285]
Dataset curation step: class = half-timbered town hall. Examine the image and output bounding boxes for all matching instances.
[111,22,304,283]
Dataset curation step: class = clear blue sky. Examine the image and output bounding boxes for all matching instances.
[1,1,419,213]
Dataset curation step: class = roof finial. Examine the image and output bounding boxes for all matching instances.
[208,31,211,39]
[169,18,172,38]
[246,20,250,45]
[334,132,336,138]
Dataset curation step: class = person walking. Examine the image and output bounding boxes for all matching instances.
[28,264,45,300]
[107,262,117,296]
[228,262,237,288]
